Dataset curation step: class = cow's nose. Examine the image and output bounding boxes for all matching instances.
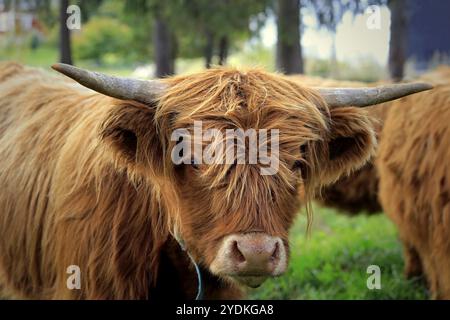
[210,233,287,287]
[232,235,282,274]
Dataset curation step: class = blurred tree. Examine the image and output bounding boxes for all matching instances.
[153,9,176,76]
[124,0,176,77]
[276,0,303,74]
[76,0,104,22]
[177,0,269,68]
[73,17,132,64]
[59,0,72,64]
[123,0,267,74]
[59,0,110,65]
[388,0,408,81]
[218,35,229,66]
[204,30,214,68]
[35,0,57,27]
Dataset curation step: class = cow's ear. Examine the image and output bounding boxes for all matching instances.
[100,101,164,177]
[311,107,376,185]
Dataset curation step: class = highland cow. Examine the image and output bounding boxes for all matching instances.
[307,68,450,215]
[377,77,450,299]
[300,68,450,298]
[0,62,430,299]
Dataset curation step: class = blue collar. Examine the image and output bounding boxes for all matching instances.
[175,237,204,300]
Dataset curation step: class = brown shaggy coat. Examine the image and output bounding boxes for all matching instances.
[309,67,450,215]
[316,103,388,214]
[0,62,376,299]
[377,71,450,299]
[290,76,387,214]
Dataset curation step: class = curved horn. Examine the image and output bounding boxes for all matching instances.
[316,82,433,108]
[51,63,166,104]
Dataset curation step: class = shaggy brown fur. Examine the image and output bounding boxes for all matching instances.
[317,103,390,214]
[318,162,381,214]
[0,62,375,299]
[305,68,450,215]
[377,73,450,299]
[290,75,388,214]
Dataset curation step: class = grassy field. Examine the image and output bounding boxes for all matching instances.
[250,205,428,300]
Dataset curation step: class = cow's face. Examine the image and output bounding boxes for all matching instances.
[99,69,376,287]
[167,116,306,288]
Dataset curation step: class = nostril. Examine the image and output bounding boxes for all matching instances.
[231,240,246,264]
[270,242,280,262]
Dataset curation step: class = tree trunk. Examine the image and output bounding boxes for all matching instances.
[276,0,304,74]
[388,0,408,81]
[59,0,72,65]
[153,15,175,78]
[170,34,178,75]
[204,31,214,69]
[218,35,229,66]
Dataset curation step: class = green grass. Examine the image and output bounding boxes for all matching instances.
[249,205,429,300]
[0,46,58,67]
[0,45,137,77]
